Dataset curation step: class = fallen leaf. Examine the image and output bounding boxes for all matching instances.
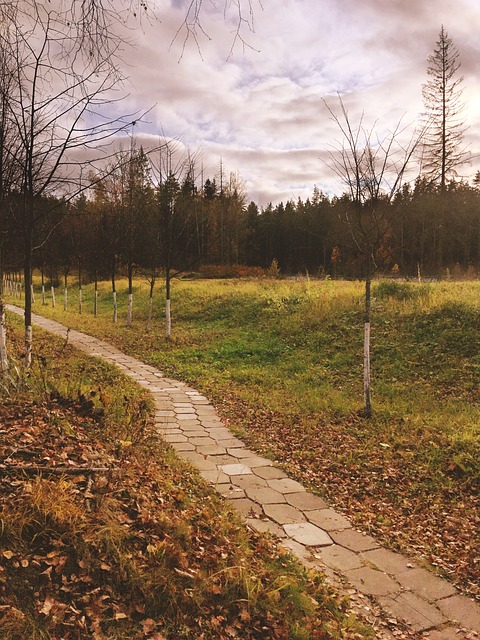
[39,596,56,616]
[114,612,127,620]
[142,618,157,634]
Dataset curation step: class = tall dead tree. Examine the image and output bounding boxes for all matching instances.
[421,26,468,271]
[0,29,23,373]
[422,26,467,193]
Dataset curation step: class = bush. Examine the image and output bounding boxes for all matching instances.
[375,280,431,301]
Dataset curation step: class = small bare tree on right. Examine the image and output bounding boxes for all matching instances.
[325,97,423,417]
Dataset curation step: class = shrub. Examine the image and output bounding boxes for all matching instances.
[375,280,431,301]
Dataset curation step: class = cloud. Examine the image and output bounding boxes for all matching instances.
[116,0,480,205]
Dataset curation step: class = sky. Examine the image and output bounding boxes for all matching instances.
[116,0,480,206]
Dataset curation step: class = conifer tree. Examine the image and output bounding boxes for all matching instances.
[421,26,467,193]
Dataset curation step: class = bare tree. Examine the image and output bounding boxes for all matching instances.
[1,0,261,62]
[421,26,469,271]
[151,143,200,338]
[172,0,261,58]
[2,0,137,367]
[325,97,423,417]
[0,32,24,373]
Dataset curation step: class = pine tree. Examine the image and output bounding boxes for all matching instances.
[421,26,467,193]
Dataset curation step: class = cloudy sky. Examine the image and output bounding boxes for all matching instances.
[118,0,480,206]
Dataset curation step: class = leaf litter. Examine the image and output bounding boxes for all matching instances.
[216,394,479,603]
[0,363,378,639]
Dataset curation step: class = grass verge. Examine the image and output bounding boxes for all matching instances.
[6,277,480,599]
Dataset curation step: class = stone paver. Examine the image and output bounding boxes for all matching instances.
[234,475,268,490]
[243,486,286,505]
[314,544,363,572]
[219,463,253,476]
[195,444,227,457]
[426,629,466,640]
[283,522,333,547]
[238,455,273,468]
[395,567,458,601]
[245,517,287,538]
[170,442,195,452]
[344,567,400,597]
[226,497,263,517]
[306,508,352,531]
[379,592,447,632]
[267,478,306,494]
[251,465,288,480]
[216,484,246,499]
[330,528,380,552]
[436,595,480,630]
[198,469,230,485]
[9,304,480,639]
[362,547,416,575]
[285,492,328,511]
[263,503,306,525]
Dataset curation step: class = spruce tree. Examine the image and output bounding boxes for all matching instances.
[421,26,467,193]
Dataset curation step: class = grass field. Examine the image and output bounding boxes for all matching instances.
[6,276,480,599]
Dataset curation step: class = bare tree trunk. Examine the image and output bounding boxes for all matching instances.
[111,267,117,323]
[0,304,7,373]
[363,254,372,418]
[127,261,133,326]
[0,272,8,373]
[41,265,46,305]
[50,265,56,307]
[0,249,7,372]
[147,270,155,331]
[78,266,83,314]
[94,271,98,317]
[127,293,133,326]
[24,233,33,369]
[64,273,68,311]
[165,268,171,338]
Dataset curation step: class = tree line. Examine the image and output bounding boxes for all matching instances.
[3,167,480,283]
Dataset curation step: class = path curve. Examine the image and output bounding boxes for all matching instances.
[7,305,480,639]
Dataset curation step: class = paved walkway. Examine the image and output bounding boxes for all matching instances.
[7,306,480,639]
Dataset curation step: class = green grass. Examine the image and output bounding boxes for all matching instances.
[17,275,480,441]
[6,276,480,597]
[17,276,480,460]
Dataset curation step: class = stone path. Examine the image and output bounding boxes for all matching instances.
[7,306,480,639]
